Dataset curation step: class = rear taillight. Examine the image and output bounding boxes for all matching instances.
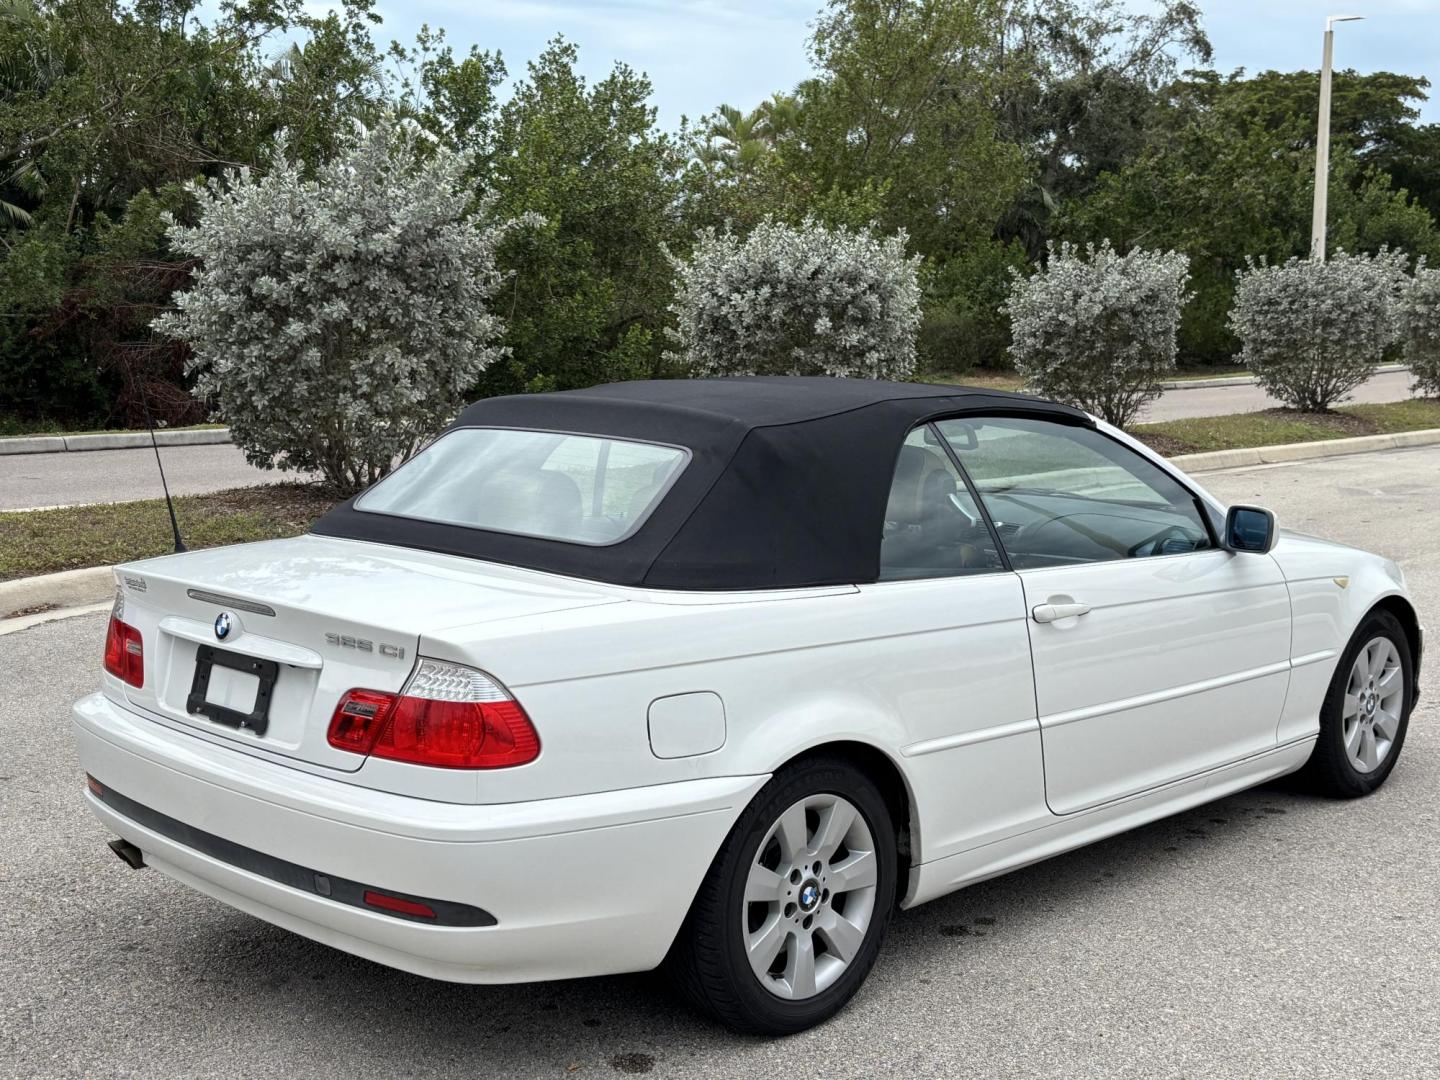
[328,659,540,769]
[104,613,144,688]
[327,688,395,753]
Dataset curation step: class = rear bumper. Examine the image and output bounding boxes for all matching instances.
[72,691,767,983]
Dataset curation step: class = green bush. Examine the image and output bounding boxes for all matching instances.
[1230,250,1408,411]
[917,241,1028,375]
[1399,263,1440,397]
[1004,241,1191,426]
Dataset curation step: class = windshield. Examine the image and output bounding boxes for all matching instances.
[354,428,689,545]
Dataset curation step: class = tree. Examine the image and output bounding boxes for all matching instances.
[1398,263,1440,398]
[154,119,523,494]
[399,24,506,173]
[696,104,768,175]
[1371,123,1440,223]
[0,0,393,426]
[677,90,885,241]
[1065,69,1439,365]
[665,218,921,380]
[1003,240,1189,426]
[450,38,684,397]
[1229,250,1408,413]
[791,0,1028,257]
[992,0,1212,259]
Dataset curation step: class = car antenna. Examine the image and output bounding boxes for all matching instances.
[131,357,187,553]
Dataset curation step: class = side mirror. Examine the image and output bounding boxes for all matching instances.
[1224,505,1277,554]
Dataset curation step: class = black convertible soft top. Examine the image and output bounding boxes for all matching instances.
[311,377,1093,590]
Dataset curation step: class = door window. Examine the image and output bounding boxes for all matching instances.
[879,427,1007,580]
[935,417,1212,569]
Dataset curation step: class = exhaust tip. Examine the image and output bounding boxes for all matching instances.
[108,838,146,870]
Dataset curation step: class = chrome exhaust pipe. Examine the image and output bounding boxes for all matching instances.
[108,838,145,870]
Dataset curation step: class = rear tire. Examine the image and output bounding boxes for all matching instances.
[665,755,897,1035]
[1297,609,1414,798]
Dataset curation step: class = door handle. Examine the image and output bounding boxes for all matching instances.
[1032,601,1090,623]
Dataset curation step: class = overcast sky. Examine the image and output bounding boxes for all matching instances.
[364,1,1439,127]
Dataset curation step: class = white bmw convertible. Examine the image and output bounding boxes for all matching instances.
[73,378,1421,1034]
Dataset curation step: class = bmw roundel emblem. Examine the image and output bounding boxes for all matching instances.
[214,611,233,641]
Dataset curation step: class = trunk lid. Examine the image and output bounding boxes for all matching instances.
[109,534,621,772]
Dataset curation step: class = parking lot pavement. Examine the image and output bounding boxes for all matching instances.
[2,446,1437,1080]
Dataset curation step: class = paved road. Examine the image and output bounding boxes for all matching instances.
[2,447,1437,1079]
[1137,368,1416,422]
[0,442,299,511]
[0,371,1420,510]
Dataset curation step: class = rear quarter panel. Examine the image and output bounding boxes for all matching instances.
[419,572,1045,868]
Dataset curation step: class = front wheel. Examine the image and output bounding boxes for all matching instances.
[1298,609,1415,798]
[666,756,897,1035]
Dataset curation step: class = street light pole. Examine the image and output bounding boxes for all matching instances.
[1310,14,1365,261]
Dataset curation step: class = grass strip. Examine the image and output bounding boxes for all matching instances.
[1134,399,1440,456]
[0,484,335,582]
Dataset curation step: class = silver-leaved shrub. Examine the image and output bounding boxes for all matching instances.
[155,118,525,494]
[1003,241,1191,427]
[1398,261,1440,398]
[1229,250,1408,412]
[664,218,922,379]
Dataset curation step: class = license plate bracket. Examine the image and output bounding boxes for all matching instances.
[187,645,279,736]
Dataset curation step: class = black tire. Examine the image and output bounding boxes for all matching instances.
[1296,609,1415,798]
[665,755,898,1035]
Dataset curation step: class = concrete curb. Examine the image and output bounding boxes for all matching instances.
[1174,427,1440,473]
[1159,363,1408,391]
[0,566,115,620]
[0,427,231,456]
[0,600,112,637]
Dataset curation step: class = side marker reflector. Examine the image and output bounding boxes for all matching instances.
[362,889,437,920]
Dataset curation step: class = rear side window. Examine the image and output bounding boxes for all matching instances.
[879,426,1006,581]
[355,428,689,545]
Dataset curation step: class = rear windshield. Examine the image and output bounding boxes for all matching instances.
[354,428,689,545]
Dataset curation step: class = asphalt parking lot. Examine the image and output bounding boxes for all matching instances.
[2,446,1437,1079]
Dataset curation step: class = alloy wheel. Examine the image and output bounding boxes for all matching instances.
[742,793,878,1000]
[1343,636,1404,774]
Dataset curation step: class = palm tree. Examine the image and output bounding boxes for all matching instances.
[699,95,804,176]
[703,103,766,171]
[755,92,801,144]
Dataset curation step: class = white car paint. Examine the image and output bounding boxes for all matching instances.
[71,414,1419,986]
